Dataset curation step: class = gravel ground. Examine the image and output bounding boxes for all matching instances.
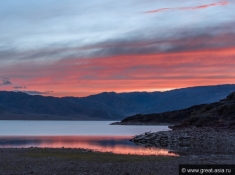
[0,148,235,175]
[131,127,235,155]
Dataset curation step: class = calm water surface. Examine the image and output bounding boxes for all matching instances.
[0,121,176,156]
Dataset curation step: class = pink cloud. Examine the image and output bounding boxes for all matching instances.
[144,1,229,14]
[1,47,235,97]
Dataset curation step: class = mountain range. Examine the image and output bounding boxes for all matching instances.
[0,84,235,120]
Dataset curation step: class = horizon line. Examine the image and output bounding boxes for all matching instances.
[1,83,235,98]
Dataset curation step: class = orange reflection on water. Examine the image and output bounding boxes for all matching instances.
[0,135,178,156]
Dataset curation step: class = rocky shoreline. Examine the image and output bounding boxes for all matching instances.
[110,104,204,126]
[1,127,235,175]
[130,127,235,155]
[110,121,172,125]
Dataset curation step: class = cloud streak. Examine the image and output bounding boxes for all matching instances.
[13,86,27,89]
[78,31,235,58]
[1,47,235,97]
[144,1,229,14]
[14,90,53,95]
[2,28,235,65]
[0,77,12,86]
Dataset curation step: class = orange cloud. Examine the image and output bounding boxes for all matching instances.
[1,47,235,97]
[144,1,229,14]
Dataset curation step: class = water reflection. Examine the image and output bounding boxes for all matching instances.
[0,136,177,156]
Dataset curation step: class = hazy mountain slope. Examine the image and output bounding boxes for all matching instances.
[0,84,235,120]
[174,91,235,128]
[142,84,235,114]
[81,92,156,116]
[0,91,120,119]
[62,96,122,118]
[115,91,235,127]
[0,91,87,116]
[0,106,5,114]
[81,84,235,116]
[112,104,205,125]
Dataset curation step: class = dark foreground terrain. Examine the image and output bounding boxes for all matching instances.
[0,148,235,175]
[114,91,235,128]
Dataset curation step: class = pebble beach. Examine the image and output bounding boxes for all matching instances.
[1,127,235,175]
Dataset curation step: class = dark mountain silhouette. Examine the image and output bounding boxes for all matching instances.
[115,91,235,129]
[112,104,205,125]
[0,84,235,120]
[83,85,235,115]
[172,91,235,128]
[0,91,120,120]
[0,106,4,114]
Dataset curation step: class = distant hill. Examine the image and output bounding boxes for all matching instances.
[82,84,235,116]
[0,84,235,120]
[0,106,4,114]
[140,85,235,114]
[114,91,235,129]
[0,91,121,120]
[111,104,205,125]
[172,91,235,129]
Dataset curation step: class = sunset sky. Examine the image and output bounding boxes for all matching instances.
[0,0,235,97]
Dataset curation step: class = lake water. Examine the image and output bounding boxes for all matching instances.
[0,121,176,156]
